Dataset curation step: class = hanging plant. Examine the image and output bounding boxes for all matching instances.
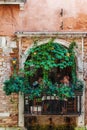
[3,74,30,95]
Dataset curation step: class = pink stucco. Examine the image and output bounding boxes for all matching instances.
[0,0,87,35]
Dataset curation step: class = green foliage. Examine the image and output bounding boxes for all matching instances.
[24,41,77,81]
[3,74,30,95]
[3,40,82,99]
[3,75,21,95]
[58,84,74,99]
[74,79,84,91]
[24,80,74,100]
[68,41,77,84]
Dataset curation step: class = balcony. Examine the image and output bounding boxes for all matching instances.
[24,94,82,116]
[0,0,25,10]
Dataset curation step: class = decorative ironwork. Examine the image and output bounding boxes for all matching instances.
[24,94,82,116]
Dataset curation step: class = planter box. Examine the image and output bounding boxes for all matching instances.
[74,90,83,96]
[42,96,59,100]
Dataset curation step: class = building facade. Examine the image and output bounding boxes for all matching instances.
[0,0,87,129]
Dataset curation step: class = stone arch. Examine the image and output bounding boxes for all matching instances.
[19,38,84,128]
[21,38,83,74]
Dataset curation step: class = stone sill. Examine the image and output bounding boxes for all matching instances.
[24,114,80,117]
[15,31,87,38]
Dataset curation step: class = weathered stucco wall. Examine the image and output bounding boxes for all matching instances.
[0,0,87,128]
[0,0,87,35]
[83,38,87,126]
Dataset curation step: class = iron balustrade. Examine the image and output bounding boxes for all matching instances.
[24,95,82,116]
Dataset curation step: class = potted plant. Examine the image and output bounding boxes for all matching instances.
[74,79,84,96]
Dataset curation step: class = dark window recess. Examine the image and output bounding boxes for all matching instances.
[24,95,82,115]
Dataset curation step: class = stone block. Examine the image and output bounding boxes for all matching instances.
[0,113,10,117]
[10,41,17,48]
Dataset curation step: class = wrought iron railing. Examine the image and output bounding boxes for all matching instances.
[24,94,82,115]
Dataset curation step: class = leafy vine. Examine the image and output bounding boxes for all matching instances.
[3,40,84,99]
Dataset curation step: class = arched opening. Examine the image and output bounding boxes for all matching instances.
[23,41,83,117]
[22,40,84,129]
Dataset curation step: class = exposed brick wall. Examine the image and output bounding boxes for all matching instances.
[0,35,86,127]
[0,37,19,126]
[83,38,87,125]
